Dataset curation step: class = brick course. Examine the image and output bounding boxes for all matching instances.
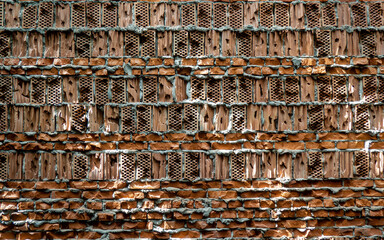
[1,0,384,238]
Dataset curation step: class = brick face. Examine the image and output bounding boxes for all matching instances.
[1,0,384,238]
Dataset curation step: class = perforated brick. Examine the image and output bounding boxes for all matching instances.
[352,3,367,27]
[140,30,155,57]
[76,32,91,58]
[182,4,196,27]
[232,105,246,131]
[306,3,320,28]
[229,3,243,29]
[260,3,273,28]
[22,5,37,28]
[317,76,332,102]
[184,104,198,131]
[142,76,157,103]
[103,3,117,27]
[121,106,135,133]
[72,2,86,27]
[47,78,61,104]
[308,152,323,179]
[369,3,383,27]
[378,77,384,102]
[0,77,12,103]
[79,77,93,103]
[73,155,88,179]
[285,77,299,103]
[135,3,149,27]
[125,31,139,56]
[275,3,289,27]
[168,104,182,131]
[316,31,331,57]
[355,105,370,131]
[0,32,9,57]
[269,78,284,102]
[38,2,53,28]
[223,77,237,104]
[189,31,204,57]
[308,105,323,131]
[207,78,221,103]
[0,153,7,180]
[363,77,377,103]
[213,3,227,28]
[197,3,211,28]
[120,153,135,181]
[184,153,199,180]
[361,31,376,56]
[31,78,46,104]
[238,77,252,103]
[137,153,151,179]
[168,152,182,180]
[95,78,109,105]
[71,105,87,132]
[355,151,369,177]
[231,153,245,180]
[86,2,100,28]
[137,105,151,132]
[333,76,347,103]
[111,79,126,103]
[0,105,7,132]
[237,31,251,57]
[321,3,336,26]
[191,77,206,101]
[0,2,3,27]
[174,30,188,57]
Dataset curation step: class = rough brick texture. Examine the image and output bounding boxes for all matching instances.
[1,0,384,239]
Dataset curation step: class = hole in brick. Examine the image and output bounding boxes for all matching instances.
[275,3,289,26]
[237,31,251,57]
[238,77,252,103]
[143,76,157,103]
[189,31,204,57]
[269,77,284,102]
[333,76,347,103]
[168,152,182,180]
[76,32,91,58]
[285,77,299,103]
[317,76,332,102]
[174,30,188,57]
[79,77,93,103]
[207,78,221,103]
[102,3,117,27]
[232,105,246,131]
[191,77,205,100]
[71,105,87,132]
[140,31,155,57]
[355,105,370,130]
[321,3,336,26]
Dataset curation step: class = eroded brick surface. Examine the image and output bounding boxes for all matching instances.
[1,0,384,238]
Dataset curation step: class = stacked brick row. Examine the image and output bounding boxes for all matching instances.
[0,1,384,57]
[1,180,384,239]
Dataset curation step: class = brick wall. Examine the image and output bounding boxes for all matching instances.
[1,0,384,239]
